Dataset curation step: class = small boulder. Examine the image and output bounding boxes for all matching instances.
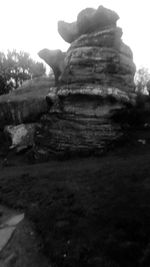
[4,123,36,152]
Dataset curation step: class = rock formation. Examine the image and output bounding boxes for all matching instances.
[4,124,36,152]
[77,6,119,34]
[58,5,119,43]
[35,5,136,156]
[38,49,66,85]
[58,21,78,43]
[0,6,136,157]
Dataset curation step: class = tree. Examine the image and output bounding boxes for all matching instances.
[0,49,46,94]
[29,60,46,79]
[134,67,150,94]
[0,52,13,95]
[7,50,32,88]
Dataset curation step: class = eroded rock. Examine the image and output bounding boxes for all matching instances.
[58,5,119,43]
[35,84,136,156]
[4,123,36,152]
[0,6,136,157]
[77,5,119,34]
[38,49,66,85]
[58,21,78,43]
[36,5,137,156]
[61,46,135,90]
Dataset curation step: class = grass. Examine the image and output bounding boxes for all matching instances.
[0,129,150,266]
[0,82,150,266]
[0,76,55,127]
[0,76,54,102]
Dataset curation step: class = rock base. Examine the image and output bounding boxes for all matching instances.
[35,85,135,156]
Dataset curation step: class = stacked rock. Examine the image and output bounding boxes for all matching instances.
[37,6,136,155]
[59,5,135,93]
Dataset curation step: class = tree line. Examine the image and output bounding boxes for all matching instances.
[0,50,46,95]
[135,67,150,95]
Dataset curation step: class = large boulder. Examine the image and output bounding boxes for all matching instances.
[38,49,66,85]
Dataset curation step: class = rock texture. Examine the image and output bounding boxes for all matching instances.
[58,21,78,43]
[36,91,126,155]
[0,6,136,157]
[35,5,136,156]
[58,6,119,44]
[77,6,119,34]
[4,123,36,152]
[61,29,135,92]
[38,49,66,85]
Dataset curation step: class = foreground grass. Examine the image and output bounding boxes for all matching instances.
[0,135,150,266]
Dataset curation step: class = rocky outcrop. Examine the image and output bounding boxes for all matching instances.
[1,6,137,157]
[38,49,66,85]
[35,5,136,156]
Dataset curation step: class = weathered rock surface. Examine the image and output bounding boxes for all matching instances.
[38,49,66,85]
[61,46,135,91]
[69,27,132,57]
[35,6,136,156]
[35,84,136,155]
[0,6,137,157]
[4,123,36,152]
[57,84,136,103]
[58,21,78,43]
[58,5,119,43]
[77,5,119,35]
[60,28,136,92]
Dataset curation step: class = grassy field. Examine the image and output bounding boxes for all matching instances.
[0,76,54,103]
[0,128,150,266]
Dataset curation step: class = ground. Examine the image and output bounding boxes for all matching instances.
[0,214,50,267]
[0,127,150,266]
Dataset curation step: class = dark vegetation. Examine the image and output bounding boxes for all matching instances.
[0,50,46,94]
[135,67,150,94]
[0,122,150,266]
[0,69,150,266]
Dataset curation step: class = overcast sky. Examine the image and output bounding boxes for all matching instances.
[0,0,149,71]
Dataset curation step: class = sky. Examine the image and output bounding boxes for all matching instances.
[0,0,150,71]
